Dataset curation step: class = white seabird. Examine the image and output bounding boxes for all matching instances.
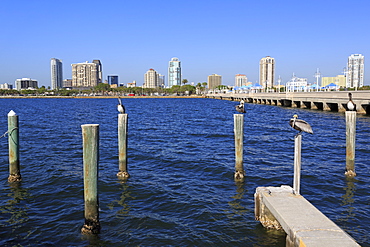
[347,93,356,111]
[117,97,125,114]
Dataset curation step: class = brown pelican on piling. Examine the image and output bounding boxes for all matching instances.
[347,93,356,111]
[235,100,246,113]
[117,97,125,114]
[289,114,313,135]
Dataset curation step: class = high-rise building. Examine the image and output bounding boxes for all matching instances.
[259,56,275,89]
[92,60,103,84]
[0,83,13,90]
[346,54,364,88]
[51,58,63,90]
[235,74,247,87]
[71,61,100,88]
[63,79,72,88]
[208,74,222,89]
[168,57,181,88]
[144,69,159,88]
[108,75,119,86]
[15,78,38,90]
[158,74,165,88]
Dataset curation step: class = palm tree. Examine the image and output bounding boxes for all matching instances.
[182,79,188,85]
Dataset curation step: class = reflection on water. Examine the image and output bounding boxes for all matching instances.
[228,182,248,216]
[107,181,135,218]
[0,182,30,230]
[340,177,357,223]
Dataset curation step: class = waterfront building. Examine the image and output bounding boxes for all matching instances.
[71,61,100,88]
[51,58,63,90]
[108,75,119,86]
[63,79,72,88]
[235,74,247,87]
[259,56,275,89]
[93,59,103,84]
[144,69,159,88]
[208,74,222,89]
[168,57,181,88]
[346,54,364,88]
[285,75,307,92]
[0,83,13,90]
[127,81,136,88]
[321,75,346,88]
[158,74,165,88]
[15,78,38,90]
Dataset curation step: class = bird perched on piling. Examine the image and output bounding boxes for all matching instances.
[347,93,356,111]
[117,97,125,114]
[235,100,246,113]
[289,114,313,135]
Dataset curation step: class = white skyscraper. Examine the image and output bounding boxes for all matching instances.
[71,61,99,88]
[168,57,181,88]
[346,54,364,88]
[235,74,247,87]
[51,58,63,89]
[144,68,159,88]
[259,56,275,89]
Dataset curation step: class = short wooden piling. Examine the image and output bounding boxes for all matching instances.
[293,134,302,195]
[345,111,356,177]
[81,124,101,234]
[234,114,245,180]
[8,110,21,182]
[117,114,129,179]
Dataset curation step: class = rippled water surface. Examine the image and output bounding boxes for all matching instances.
[0,98,369,246]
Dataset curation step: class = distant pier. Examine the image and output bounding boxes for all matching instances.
[206,91,370,114]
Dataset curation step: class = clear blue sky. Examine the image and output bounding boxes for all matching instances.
[1,0,369,87]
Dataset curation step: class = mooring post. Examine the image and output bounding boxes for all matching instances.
[117,114,129,179]
[345,111,356,177]
[234,114,245,180]
[8,110,21,182]
[81,124,101,234]
[293,134,302,195]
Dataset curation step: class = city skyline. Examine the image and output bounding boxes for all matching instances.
[1,1,369,87]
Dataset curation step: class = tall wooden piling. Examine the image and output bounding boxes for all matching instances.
[117,114,129,179]
[293,134,302,195]
[81,124,101,234]
[345,111,356,177]
[8,110,21,182]
[234,114,245,180]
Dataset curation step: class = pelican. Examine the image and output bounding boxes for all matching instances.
[235,100,246,113]
[289,114,313,135]
[347,93,356,111]
[117,97,125,114]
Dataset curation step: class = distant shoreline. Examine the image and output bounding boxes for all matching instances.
[0,95,206,99]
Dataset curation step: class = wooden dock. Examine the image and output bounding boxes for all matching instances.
[255,185,360,247]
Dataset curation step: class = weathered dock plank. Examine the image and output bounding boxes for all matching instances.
[255,185,360,247]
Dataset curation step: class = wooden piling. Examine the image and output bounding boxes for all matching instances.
[234,114,245,180]
[293,134,302,195]
[8,110,21,182]
[117,114,130,179]
[345,111,356,177]
[81,124,101,234]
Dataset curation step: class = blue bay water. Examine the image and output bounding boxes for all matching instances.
[0,98,369,246]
